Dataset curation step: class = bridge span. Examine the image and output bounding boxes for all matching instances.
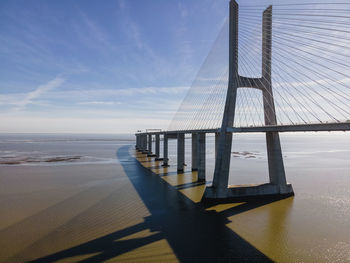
[135,0,350,200]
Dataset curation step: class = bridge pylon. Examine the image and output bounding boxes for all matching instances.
[203,0,294,200]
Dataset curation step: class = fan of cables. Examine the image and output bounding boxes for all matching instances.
[168,2,350,131]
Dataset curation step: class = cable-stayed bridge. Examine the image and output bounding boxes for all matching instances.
[135,1,350,200]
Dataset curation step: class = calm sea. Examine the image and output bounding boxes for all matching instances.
[0,133,134,166]
[1,132,350,261]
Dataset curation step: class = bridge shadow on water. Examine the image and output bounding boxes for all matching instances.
[30,145,291,263]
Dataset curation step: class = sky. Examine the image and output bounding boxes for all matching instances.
[1,0,345,134]
[0,0,232,134]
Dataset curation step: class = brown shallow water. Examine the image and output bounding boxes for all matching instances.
[0,133,350,262]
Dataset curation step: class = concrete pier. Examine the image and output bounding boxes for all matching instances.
[204,0,239,199]
[137,135,141,150]
[155,134,163,161]
[162,134,169,167]
[155,134,160,157]
[266,132,287,187]
[135,135,139,150]
[191,133,198,171]
[139,135,142,151]
[215,132,219,158]
[142,134,148,154]
[146,134,152,156]
[203,1,293,200]
[147,135,156,157]
[260,6,290,193]
[144,135,148,152]
[227,183,293,198]
[177,133,185,172]
[197,133,206,181]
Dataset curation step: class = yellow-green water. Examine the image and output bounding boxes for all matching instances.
[138,152,350,262]
[0,133,350,262]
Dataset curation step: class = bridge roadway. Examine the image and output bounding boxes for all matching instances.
[137,122,350,136]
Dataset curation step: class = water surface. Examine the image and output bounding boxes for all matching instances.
[0,132,349,262]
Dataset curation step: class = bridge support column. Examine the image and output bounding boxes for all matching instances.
[139,135,143,151]
[162,134,169,167]
[266,132,291,192]
[147,135,156,157]
[203,1,293,201]
[215,132,219,158]
[147,134,152,156]
[135,135,139,150]
[191,133,198,171]
[155,134,163,161]
[144,135,148,152]
[197,133,206,181]
[138,135,141,150]
[203,0,238,199]
[142,134,148,154]
[261,5,292,194]
[177,133,185,172]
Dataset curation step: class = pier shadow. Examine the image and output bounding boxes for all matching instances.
[30,145,292,263]
[175,181,206,190]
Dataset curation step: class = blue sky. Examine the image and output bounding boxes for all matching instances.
[0,0,231,133]
[2,0,343,134]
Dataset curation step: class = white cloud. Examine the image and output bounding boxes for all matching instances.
[0,113,171,134]
[77,101,121,106]
[0,85,188,108]
[116,86,189,96]
[0,83,186,133]
[35,85,188,101]
[178,2,189,19]
[0,76,64,110]
[117,0,144,50]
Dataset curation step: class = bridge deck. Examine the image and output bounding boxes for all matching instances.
[137,122,350,135]
[229,122,350,133]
